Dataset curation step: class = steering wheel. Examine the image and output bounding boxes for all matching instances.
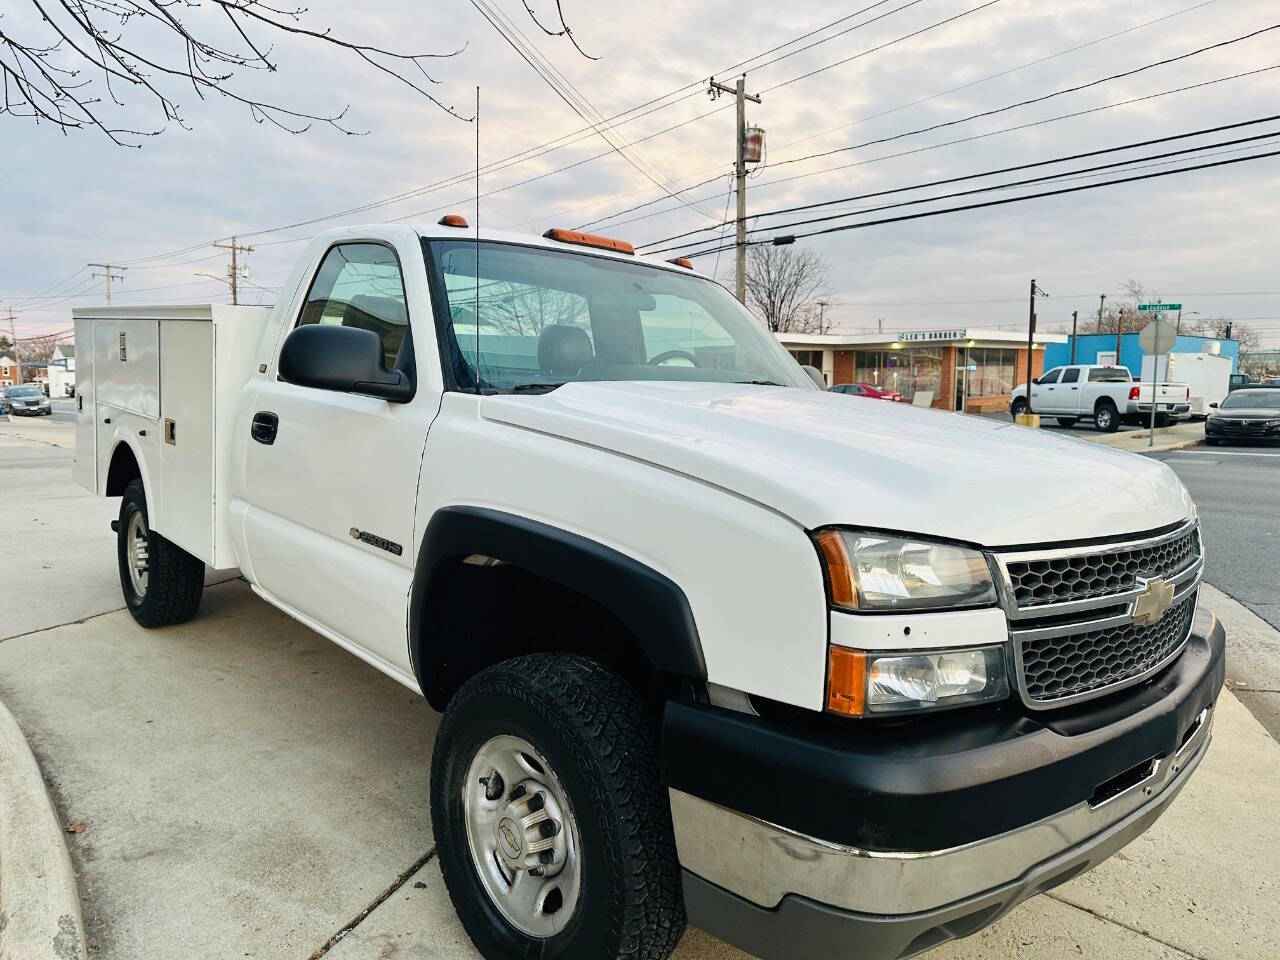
[648,349,699,367]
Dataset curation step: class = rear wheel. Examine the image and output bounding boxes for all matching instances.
[1205,437,1221,446]
[431,654,685,960]
[1010,398,1028,421]
[117,478,205,627]
[1094,401,1120,433]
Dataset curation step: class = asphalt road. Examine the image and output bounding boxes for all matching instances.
[1150,447,1280,631]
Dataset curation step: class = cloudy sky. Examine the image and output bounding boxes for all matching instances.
[4,0,1279,346]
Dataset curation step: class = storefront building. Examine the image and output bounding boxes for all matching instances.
[778,328,1065,413]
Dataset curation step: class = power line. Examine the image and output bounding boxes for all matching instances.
[610,63,1280,238]
[675,148,1280,259]
[543,0,1225,233]
[768,21,1280,171]
[638,115,1280,249]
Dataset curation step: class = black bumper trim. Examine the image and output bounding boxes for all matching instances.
[682,733,1205,960]
[662,609,1224,853]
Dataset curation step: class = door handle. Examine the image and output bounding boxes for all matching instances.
[251,411,279,445]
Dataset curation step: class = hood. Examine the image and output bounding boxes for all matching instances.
[482,381,1194,546]
[1212,407,1280,419]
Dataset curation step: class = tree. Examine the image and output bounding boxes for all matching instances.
[1079,278,1155,336]
[1187,317,1260,354]
[0,1,589,144]
[744,245,836,334]
[0,334,12,355]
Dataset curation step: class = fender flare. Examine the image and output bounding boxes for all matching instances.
[408,506,706,702]
[105,432,154,503]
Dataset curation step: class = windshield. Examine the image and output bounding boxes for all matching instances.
[424,240,814,393]
[6,386,41,397]
[1221,390,1280,410]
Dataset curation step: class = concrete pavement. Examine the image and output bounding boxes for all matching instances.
[3,417,1280,960]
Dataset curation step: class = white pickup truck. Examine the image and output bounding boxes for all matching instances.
[73,222,1223,960]
[1011,363,1191,431]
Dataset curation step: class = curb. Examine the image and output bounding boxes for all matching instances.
[0,698,88,960]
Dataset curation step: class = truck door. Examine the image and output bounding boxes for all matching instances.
[1031,367,1061,411]
[236,241,435,679]
[1058,366,1082,413]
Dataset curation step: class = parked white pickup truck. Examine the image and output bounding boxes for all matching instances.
[1011,363,1191,431]
[73,222,1223,960]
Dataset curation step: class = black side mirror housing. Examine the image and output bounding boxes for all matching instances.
[1209,402,1219,409]
[279,324,414,403]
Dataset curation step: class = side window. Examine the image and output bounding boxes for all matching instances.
[1060,368,1081,383]
[1039,368,1062,384]
[297,243,410,370]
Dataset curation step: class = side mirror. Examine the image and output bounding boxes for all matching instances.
[279,324,414,403]
[1209,402,1219,409]
[801,364,827,389]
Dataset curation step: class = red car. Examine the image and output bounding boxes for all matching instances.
[831,382,904,402]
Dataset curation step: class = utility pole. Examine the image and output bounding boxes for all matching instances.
[6,309,22,383]
[88,263,127,306]
[1070,310,1078,363]
[212,237,254,305]
[709,76,761,304]
[1025,279,1038,416]
[815,299,830,332]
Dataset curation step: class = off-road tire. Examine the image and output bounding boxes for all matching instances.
[117,478,204,627]
[1010,398,1028,421]
[1094,400,1120,432]
[431,654,685,960]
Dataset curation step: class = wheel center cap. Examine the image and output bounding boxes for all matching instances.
[497,817,523,861]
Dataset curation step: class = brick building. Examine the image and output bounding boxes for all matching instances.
[777,328,1065,413]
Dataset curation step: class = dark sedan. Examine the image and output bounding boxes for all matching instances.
[1205,388,1280,445]
[1,384,52,416]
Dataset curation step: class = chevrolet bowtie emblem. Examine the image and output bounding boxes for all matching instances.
[1132,578,1175,627]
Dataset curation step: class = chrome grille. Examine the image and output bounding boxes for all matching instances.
[996,521,1202,709]
[1019,589,1197,702]
[1005,525,1199,608]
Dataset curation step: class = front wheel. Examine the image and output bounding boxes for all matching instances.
[117,478,205,627]
[1094,402,1120,432]
[431,654,685,960]
[1010,398,1028,421]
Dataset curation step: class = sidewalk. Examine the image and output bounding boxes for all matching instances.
[1081,420,1205,454]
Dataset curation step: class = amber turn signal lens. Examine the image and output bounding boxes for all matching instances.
[827,646,867,716]
[543,228,635,255]
[438,214,469,227]
[814,529,856,608]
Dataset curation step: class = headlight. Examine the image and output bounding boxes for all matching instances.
[815,529,997,611]
[828,645,1009,716]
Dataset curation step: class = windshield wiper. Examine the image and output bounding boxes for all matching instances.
[734,379,786,386]
[509,382,567,394]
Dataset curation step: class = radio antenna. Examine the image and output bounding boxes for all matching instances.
[474,85,481,395]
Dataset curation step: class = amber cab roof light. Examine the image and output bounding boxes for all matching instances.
[542,228,634,255]
[438,214,469,228]
[669,257,694,270]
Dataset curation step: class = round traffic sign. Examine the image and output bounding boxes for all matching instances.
[1138,318,1178,356]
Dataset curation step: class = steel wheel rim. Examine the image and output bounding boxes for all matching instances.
[462,734,583,938]
[126,510,149,599]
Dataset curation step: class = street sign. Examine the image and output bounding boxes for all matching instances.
[1137,303,1181,312]
[1138,318,1178,356]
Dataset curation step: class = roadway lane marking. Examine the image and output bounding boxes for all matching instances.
[1168,450,1280,458]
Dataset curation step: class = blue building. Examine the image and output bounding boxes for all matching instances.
[1044,332,1238,377]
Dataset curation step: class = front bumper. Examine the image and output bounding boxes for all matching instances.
[665,608,1224,960]
[1206,418,1280,439]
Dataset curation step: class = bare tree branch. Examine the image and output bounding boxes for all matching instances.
[0,0,485,143]
[745,245,836,334]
